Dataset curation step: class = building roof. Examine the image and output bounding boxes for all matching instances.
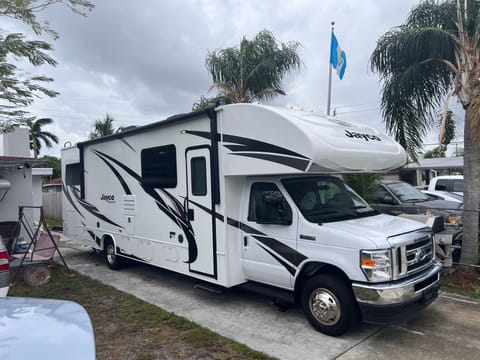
[45,177,62,185]
[404,156,463,170]
[32,167,53,176]
[0,156,44,167]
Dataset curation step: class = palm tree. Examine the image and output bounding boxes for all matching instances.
[27,117,59,159]
[424,110,456,158]
[89,114,116,139]
[195,30,302,109]
[370,0,479,265]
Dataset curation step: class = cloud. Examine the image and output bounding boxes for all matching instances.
[12,0,443,158]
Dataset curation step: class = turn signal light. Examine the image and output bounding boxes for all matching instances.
[361,259,375,268]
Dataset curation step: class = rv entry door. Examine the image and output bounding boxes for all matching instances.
[186,147,216,277]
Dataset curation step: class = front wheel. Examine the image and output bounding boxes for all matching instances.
[104,240,126,270]
[301,274,358,336]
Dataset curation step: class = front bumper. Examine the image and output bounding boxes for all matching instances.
[352,261,442,324]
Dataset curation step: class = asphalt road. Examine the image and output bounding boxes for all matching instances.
[55,234,480,360]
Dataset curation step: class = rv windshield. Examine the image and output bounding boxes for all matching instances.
[282,176,378,224]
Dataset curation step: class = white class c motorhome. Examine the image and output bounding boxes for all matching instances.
[62,104,442,336]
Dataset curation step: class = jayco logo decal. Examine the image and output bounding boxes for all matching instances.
[344,130,381,142]
[101,194,115,203]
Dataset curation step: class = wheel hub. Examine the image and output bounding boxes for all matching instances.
[309,288,341,325]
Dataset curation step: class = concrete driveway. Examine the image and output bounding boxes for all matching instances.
[56,235,480,360]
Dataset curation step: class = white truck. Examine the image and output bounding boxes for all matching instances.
[62,104,442,336]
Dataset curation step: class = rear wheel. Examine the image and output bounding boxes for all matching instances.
[104,239,126,270]
[301,274,358,336]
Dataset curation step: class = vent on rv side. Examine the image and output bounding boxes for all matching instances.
[123,195,137,215]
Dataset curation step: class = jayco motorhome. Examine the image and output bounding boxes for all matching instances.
[62,104,442,336]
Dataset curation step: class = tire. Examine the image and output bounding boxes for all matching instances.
[301,274,358,336]
[452,232,462,264]
[104,239,126,270]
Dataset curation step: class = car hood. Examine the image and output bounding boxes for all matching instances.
[324,213,429,249]
[412,199,462,210]
[0,297,95,359]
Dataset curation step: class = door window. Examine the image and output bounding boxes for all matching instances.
[191,157,207,196]
[248,182,292,225]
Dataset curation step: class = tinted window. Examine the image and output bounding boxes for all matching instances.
[283,176,376,223]
[191,157,207,196]
[141,145,177,188]
[434,180,449,191]
[453,180,464,192]
[248,182,292,225]
[65,163,81,186]
[368,185,393,204]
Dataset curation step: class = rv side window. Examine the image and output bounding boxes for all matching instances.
[65,163,81,186]
[191,157,207,196]
[141,145,177,188]
[248,182,292,225]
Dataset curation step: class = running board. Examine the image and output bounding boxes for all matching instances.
[239,281,295,305]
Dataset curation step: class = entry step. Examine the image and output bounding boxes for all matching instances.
[194,282,223,294]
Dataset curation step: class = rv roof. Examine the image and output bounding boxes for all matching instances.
[74,104,407,174]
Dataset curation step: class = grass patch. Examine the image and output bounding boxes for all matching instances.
[440,266,480,299]
[44,217,62,228]
[9,265,275,360]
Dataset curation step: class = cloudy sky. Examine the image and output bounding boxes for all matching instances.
[4,0,463,157]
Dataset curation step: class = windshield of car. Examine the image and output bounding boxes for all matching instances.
[282,176,378,224]
[385,182,430,202]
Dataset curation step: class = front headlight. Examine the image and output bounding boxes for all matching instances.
[360,249,392,282]
[446,214,462,226]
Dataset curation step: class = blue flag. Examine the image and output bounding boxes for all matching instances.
[330,32,347,80]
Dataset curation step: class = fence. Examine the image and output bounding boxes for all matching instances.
[42,191,62,220]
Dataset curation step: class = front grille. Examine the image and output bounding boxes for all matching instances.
[392,235,434,280]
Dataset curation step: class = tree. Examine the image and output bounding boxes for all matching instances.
[343,173,382,200]
[89,114,116,139]
[0,0,94,132]
[27,117,58,158]
[193,30,302,110]
[40,155,61,178]
[424,110,456,158]
[370,0,479,265]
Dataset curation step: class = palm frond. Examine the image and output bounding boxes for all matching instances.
[203,29,301,105]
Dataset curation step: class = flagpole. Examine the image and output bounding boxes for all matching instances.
[327,21,334,116]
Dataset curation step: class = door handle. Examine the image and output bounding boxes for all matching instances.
[187,209,194,221]
[244,236,248,247]
[299,234,316,241]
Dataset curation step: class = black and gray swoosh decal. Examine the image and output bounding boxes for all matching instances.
[62,183,85,219]
[120,138,136,152]
[184,130,310,171]
[93,150,132,195]
[91,149,198,264]
[186,198,307,276]
[70,188,122,228]
[257,243,297,276]
[87,230,101,246]
[229,152,310,171]
[252,235,307,267]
